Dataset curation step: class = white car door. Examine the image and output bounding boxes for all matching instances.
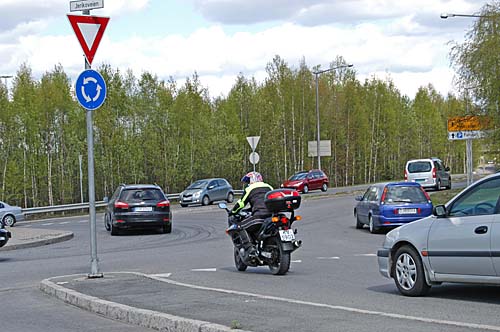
[428,177,500,277]
[491,211,500,275]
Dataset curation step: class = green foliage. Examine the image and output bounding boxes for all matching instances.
[0,60,468,207]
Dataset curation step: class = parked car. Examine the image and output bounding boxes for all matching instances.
[354,182,433,234]
[405,157,451,190]
[103,184,172,235]
[377,172,500,296]
[0,201,24,227]
[0,226,11,248]
[179,178,234,207]
[281,170,328,193]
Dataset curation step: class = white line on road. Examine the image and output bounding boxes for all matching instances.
[191,268,217,272]
[149,273,172,278]
[317,257,340,260]
[42,223,54,226]
[79,220,87,223]
[144,272,500,331]
[59,222,70,225]
[291,260,302,263]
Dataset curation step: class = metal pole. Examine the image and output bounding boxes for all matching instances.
[82,8,102,278]
[79,154,84,203]
[315,73,321,170]
[466,139,473,186]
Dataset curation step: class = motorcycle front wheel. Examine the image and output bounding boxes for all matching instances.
[234,247,248,271]
[267,237,290,275]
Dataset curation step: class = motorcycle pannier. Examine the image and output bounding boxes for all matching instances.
[264,189,301,212]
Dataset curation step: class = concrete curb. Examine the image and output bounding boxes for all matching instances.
[0,232,74,251]
[40,274,252,332]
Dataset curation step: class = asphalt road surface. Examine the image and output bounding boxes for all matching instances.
[3,187,499,332]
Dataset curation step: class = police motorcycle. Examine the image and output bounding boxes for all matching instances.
[219,188,302,275]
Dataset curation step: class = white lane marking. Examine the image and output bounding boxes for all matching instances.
[56,281,69,285]
[149,273,172,278]
[354,254,377,257]
[79,220,87,223]
[191,268,217,272]
[59,222,70,225]
[291,260,302,263]
[142,272,500,331]
[42,223,54,226]
[317,257,340,260]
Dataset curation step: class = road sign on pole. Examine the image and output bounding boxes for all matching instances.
[246,136,260,151]
[67,14,109,65]
[75,69,107,110]
[70,0,104,12]
[249,152,260,165]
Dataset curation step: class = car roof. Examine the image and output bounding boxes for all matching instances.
[120,184,161,190]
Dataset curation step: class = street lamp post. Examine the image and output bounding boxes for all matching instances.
[313,64,353,170]
[0,75,12,97]
[440,11,490,186]
[440,13,486,19]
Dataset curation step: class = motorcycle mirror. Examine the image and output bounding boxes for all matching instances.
[218,202,227,209]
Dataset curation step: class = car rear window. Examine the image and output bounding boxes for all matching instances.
[383,186,428,204]
[120,189,164,202]
[407,161,432,173]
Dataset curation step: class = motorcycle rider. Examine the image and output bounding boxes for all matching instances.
[230,171,273,260]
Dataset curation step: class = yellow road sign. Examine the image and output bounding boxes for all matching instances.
[447,116,491,132]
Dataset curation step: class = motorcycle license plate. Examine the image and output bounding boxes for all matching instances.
[279,229,295,241]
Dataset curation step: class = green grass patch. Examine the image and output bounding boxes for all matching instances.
[429,188,462,206]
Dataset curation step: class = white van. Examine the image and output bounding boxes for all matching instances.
[405,158,451,190]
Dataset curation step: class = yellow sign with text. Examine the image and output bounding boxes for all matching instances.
[447,116,491,132]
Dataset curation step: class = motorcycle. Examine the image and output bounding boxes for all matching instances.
[218,188,302,275]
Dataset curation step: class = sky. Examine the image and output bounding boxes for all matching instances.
[0,0,486,99]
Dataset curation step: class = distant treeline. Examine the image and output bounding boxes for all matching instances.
[0,56,478,208]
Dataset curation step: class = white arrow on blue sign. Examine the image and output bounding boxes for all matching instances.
[75,69,106,110]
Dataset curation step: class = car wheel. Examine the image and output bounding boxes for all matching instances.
[321,183,328,192]
[110,222,119,236]
[435,180,441,191]
[226,192,234,203]
[2,215,15,227]
[302,185,309,194]
[162,223,172,234]
[368,215,379,234]
[104,214,111,231]
[354,211,363,229]
[446,178,452,190]
[202,195,210,206]
[180,203,188,207]
[393,245,431,296]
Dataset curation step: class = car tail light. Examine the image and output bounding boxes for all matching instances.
[116,219,125,223]
[432,167,436,178]
[156,200,170,208]
[114,201,129,209]
[380,187,388,204]
[393,209,398,215]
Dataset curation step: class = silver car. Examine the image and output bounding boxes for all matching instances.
[179,178,234,207]
[0,201,24,227]
[378,172,500,296]
[405,157,451,190]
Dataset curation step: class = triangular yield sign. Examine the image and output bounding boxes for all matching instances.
[68,14,110,65]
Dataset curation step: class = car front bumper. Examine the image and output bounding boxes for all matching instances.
[377,248,391,278]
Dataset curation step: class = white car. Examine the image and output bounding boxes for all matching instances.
[378,172,500,296]
[405,158,451,190]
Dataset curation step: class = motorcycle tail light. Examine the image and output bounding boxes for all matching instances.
[281,217,288,224]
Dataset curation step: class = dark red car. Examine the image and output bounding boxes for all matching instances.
[281,170,329,193]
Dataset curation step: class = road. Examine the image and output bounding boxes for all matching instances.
[3,184,500,332]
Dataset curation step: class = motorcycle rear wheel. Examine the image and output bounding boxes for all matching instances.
[234,247,248,271]
[268,237,290,275]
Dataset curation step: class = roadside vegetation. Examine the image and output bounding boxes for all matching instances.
[0,2,498,208]
[429,189,463,206]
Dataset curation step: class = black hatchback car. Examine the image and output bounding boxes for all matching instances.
[103,184,172,235]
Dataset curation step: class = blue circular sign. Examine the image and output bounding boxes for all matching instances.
[75,69,106,110]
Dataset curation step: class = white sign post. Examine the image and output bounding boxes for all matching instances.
[246,136,260,172]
